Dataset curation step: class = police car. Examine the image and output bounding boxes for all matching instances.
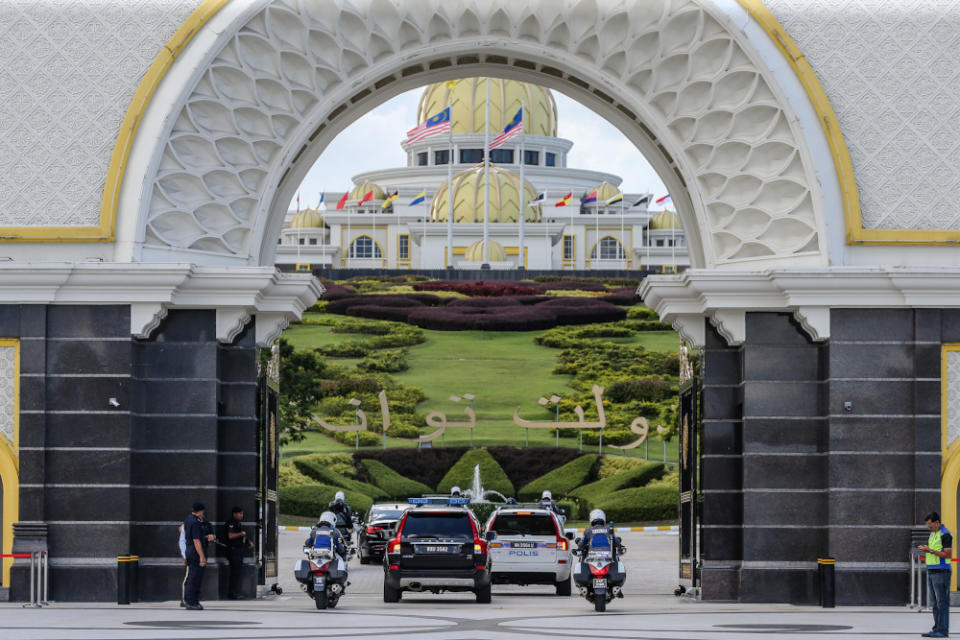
[383,497,495,603]
[484,505,574,595]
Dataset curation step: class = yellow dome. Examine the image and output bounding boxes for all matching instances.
[465,240,506,262]
[289,207,325,229]
[349,180,386,201]
[591,181,621,203]
[417,77,558,137]
[430,164,541,223]
[650,210,683,230]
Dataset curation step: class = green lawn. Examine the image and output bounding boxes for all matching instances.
[280,317,680,461]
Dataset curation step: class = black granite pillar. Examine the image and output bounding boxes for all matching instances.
[699,322,743,600]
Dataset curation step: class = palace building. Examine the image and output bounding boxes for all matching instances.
[275,77,688,271]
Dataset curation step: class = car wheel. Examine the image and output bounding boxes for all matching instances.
[383,582,401,603]
[475,583,492,604]
[314,591,328,610]
[359,548,370,565]
[556,575,571,596]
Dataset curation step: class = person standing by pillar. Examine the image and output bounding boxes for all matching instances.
[919,511,952,638]
[183,502,214,610]
[225,506,252,599]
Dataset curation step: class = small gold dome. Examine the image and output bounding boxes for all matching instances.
[650,210,683,230]
[465,240,506,262]
[289,207,324,229]
[349,180,386,201]
[590,181,621,203]
[430,164,541,223]
[417,77,558,137]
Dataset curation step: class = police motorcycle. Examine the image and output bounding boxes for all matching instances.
[294,511,350,610]
[573,510,627,612]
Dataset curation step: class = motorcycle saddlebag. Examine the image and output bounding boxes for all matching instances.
[294,559,312,582]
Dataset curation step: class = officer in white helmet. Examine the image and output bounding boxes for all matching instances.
[579,509,610,557]
[450,486,463,498]
[305,510,348,562]
[538,489,563,517]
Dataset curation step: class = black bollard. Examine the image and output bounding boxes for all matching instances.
[818,557,835,608]
[117,555,140,605]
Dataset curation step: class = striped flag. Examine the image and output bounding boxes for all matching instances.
[656,194,671,207]
[605,192,623,205]
[409,191,426,206]
[406,107,451,144]
[489,108,523,150]
[530,191,547,205]
[382,191,399,209]
[632,194,650,207]
[554,192,572,207]
[317,191,326,210]
[582,190,598,204]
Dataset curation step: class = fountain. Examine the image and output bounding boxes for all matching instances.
[465,464,507,503]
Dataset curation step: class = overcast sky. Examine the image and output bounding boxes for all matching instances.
[293,88,667,210]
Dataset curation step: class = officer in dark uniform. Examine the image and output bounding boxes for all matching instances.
[183,501,214,610]
[224,506,252,599]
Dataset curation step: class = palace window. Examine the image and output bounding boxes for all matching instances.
[523,150,539,165]
[349,236,382,258]
[398,234,410,260]
[434,149,450,164]
[656,239,664,247]
[545,152,556,167]
[591,236,625,260]
[562,235,574,260]
[489,148,513,164]
[416,152,428,166]
[460,148,484,163]
[298,238,304,245]
[309,238,317,245]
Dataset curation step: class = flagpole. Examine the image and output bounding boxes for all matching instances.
[645,189,650,271]
[671,210,676,273]
[482,78,491,266]
[319,191,324,266]
[447,92,454,270]
[594,196,599,271]
[545,203,551,269]
[346,200,351,269]
[518,98,525,270]
[620,196,625,269]
[296,192,301,263]
[423,189,428,269]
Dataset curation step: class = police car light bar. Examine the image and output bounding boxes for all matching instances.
[407,496,472,505]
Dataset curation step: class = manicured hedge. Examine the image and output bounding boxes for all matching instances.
[437,448,515,497]
[407,305,557,331]
[293,457,388,500]
[569,462,665,508]
[535,280,607,291]
[345,305,416,322]
[467,502,500,524]
[483,446,583,489]
[326,295,426,315]
[414,282,541,297]
[517,454,599,501]
[594,486,677,523]
[535,298,627,325]
[601,287,640,306]
[360,458,433,499]
[357,448,468,489]
[279,483,374,519]
[447,297,522,307]
[320,284,357,301]
[606,377,673,403]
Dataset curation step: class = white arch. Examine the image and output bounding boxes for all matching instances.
[115,0,838,270]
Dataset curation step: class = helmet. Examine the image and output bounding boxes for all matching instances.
[334,490,345,503]
[451,486,462,497]
[541,490,552,500]
[318,511,337,527]
[506,497,518,505]
[589,509,606,526]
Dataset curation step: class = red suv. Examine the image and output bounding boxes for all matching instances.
[383,504,494,603]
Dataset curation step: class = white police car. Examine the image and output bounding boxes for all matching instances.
[484,505,574,595]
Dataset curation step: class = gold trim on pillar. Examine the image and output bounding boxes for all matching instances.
[940,344,960,591]
[0,0,228,242]
[0,338,20,587]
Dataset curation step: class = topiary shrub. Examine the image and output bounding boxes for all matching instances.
[596,456,645,479]
[447,297,523,307]
[293,456,388,500]
[326,295,426,315]
[517,454,599,501]
[569,462,666,509]
[407,306,558,331]
[467,502,500,525]
[360,459,433,500]
[346,305,416,322]
[331,430,382,447]
[606,378,674,403]
[593,486,677,523]
[484,446,584,490]
[601,287,640,306]
[626,306,659,320]
[437,449,515,497]
[533,298,627,325]
[356,448,468,489]
[279,483,374,519]
[279,462,313,489]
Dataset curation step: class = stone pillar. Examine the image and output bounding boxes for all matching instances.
[699,321,743,600]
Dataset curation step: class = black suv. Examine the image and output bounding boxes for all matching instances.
[359,503,409,564]
[383,504,494,603]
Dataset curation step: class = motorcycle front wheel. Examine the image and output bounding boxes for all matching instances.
[314,591,328,610]
[594,595,606,612]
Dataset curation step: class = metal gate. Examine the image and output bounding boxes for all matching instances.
[678,375,701,592]
[256,345,280,592]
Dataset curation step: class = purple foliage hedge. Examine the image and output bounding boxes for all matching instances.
[407,305,558,331]
[345,305,416,322]
[601,287,640,306]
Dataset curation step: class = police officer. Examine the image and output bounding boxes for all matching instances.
[919,511,953,638]
[224,506,252,600]
[183,502,214,610]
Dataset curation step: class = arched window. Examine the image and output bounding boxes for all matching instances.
[591,236,625,260]
[349,235,381,258]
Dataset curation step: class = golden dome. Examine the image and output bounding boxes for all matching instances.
[430,164,541,223]
[591,181,621,203]
[650,210,683,230]
[465,240,506,262]
[349,180,386,201]
[417,77,558,137]
[289,207,325,229]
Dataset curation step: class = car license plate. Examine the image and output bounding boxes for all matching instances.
[592,578,607,589]
[510,542,536,549]
[420,545,457,553]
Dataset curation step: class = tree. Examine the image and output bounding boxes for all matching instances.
[275,339,327,444]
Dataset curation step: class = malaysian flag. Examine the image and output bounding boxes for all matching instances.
[406,107,451,144]
[488,108,523,150]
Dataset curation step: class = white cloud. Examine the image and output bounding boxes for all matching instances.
[294,86,668,208]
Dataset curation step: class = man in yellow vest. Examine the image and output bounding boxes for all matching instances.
[919,512,953,638]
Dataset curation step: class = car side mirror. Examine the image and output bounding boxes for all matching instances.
[565,531,574,540]
[485,531,497,541]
